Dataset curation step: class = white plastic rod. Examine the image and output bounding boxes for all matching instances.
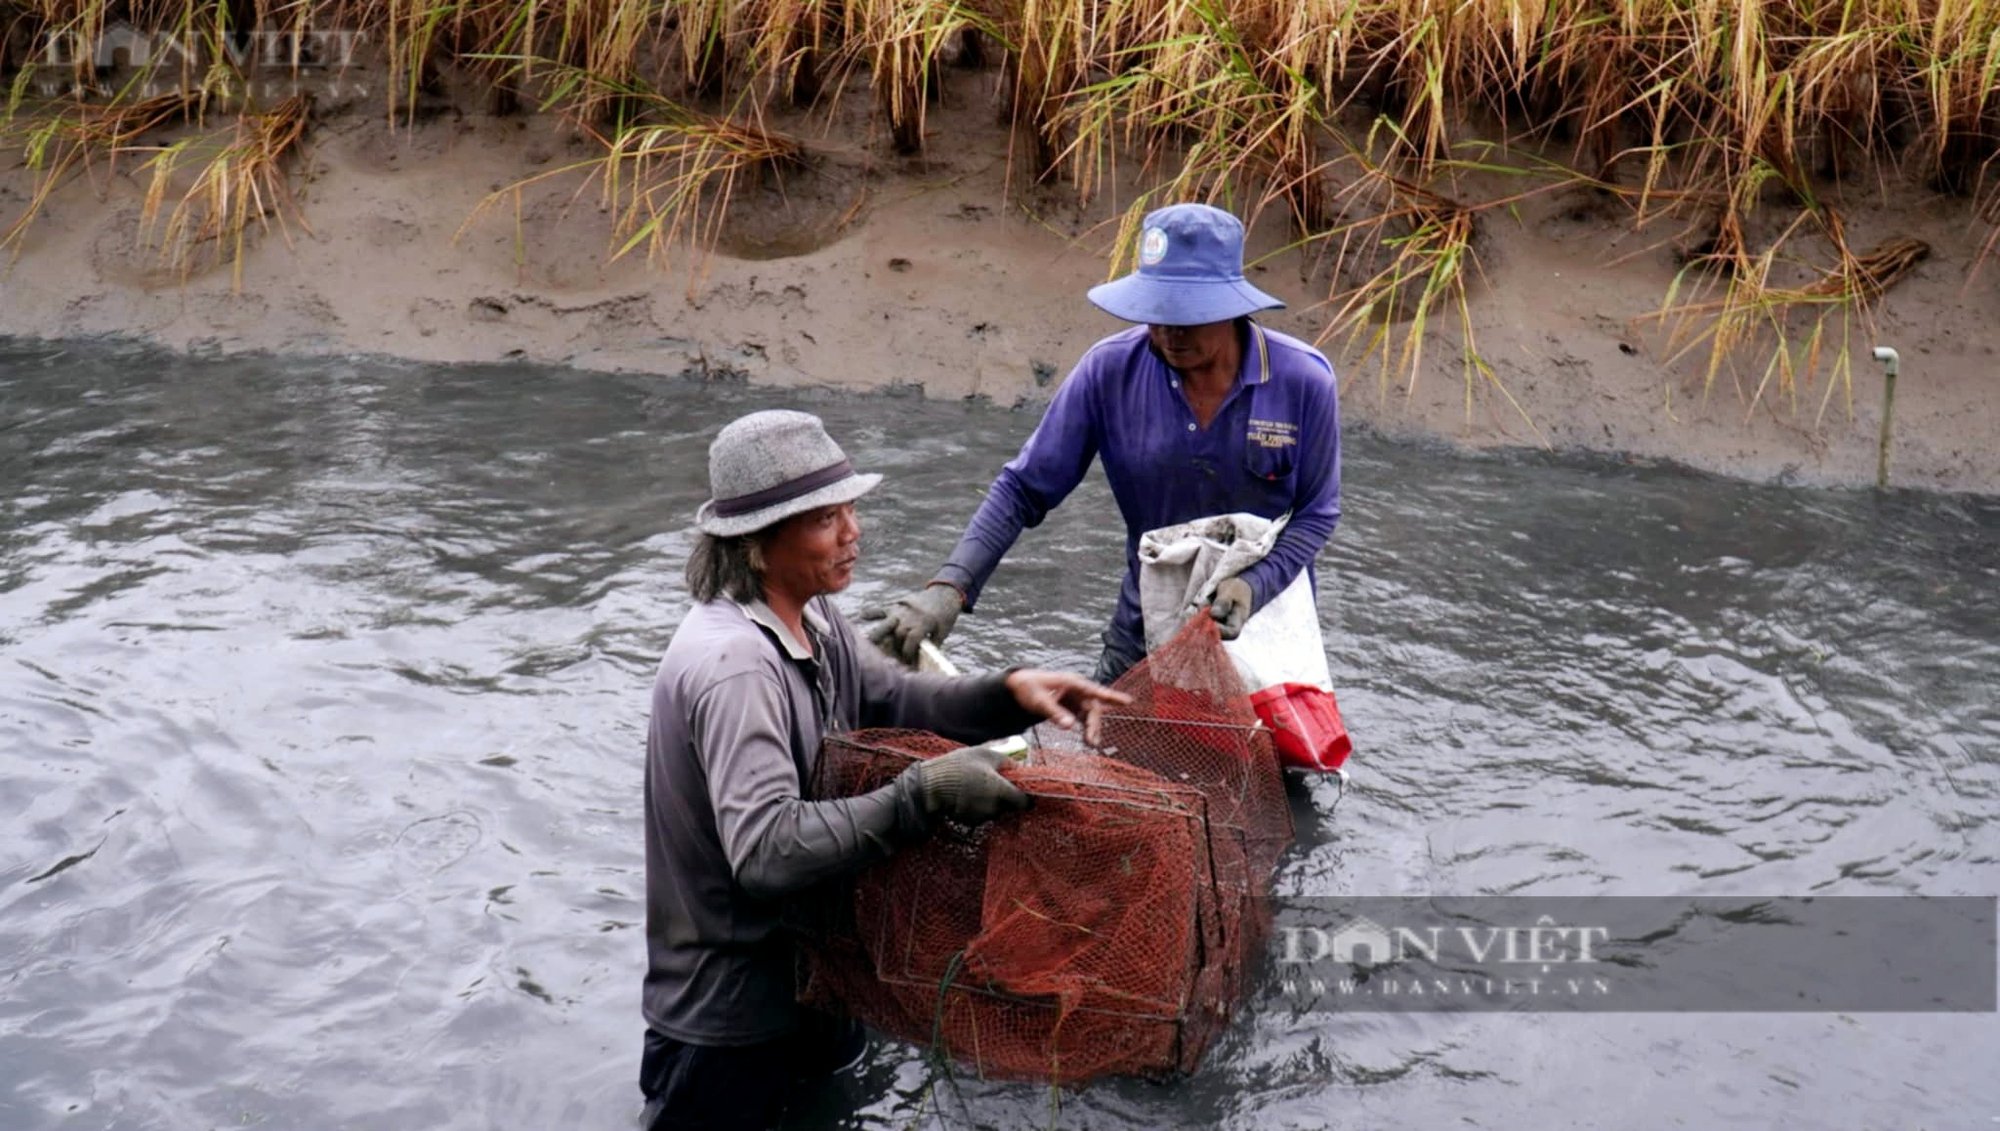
[916,639,960,678]
[1871,346,1900,490]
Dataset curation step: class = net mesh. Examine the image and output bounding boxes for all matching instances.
[793,614,1293,1083]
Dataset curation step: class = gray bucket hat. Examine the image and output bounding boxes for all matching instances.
[694,410,883,537]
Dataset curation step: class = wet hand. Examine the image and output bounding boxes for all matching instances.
[1208,576,1254,640]
[863,583,964,665]
[1003,669,1132,747]
[910,744,1030,822]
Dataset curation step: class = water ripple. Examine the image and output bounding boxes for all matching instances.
[0,338,1993,1129]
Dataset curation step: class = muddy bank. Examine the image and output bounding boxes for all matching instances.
[3,81,1995,494]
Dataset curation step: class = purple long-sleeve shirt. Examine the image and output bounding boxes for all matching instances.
[935,320,1342,656]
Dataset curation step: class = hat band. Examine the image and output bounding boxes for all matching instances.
[1139,266,1246,282]
[711,459,855,518]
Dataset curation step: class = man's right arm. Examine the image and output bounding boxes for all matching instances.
[931,355,1103,610]
[690,671,928,901]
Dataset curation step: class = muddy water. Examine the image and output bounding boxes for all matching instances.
[1,338,1994,1129]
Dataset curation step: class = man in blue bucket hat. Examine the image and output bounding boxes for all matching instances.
[870,203,1342,683]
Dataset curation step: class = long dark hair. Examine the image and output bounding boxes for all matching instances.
[686,533,766,603]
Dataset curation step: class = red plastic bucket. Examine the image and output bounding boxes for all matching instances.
[1249,683,1351,772]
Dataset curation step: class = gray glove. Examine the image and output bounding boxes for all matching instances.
[902,744,1030,823]
[867,583,964,665]
[1208,576,1254,640]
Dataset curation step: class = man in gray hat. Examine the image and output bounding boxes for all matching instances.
[870,202,1342,683]
[641,409,1128,1130]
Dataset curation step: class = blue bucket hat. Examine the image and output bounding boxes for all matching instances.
[1087,203,1285,326]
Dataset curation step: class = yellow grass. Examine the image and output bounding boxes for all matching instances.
[3,0,1991,418]
[133,93,313,290]
[455,66,804,293]
[1,90,198,254]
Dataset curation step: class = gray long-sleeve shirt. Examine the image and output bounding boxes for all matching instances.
[643,595,1037,1045]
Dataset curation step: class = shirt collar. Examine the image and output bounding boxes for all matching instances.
[736,597,829,662]
[1246,319,1272,385]
[1153,318,1272,387]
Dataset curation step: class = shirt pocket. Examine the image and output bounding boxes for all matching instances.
[1243,438,1297,485]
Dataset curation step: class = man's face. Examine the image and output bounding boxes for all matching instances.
[760,502,862,600]
[1148,319,1237,373]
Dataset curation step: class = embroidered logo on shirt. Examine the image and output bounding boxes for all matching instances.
[1247,418,1299,449]
[1140,227,1168,266]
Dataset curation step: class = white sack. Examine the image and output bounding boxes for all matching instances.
[1136,513,1331,692]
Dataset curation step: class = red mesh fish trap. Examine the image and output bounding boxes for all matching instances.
[793,615,1293,1083]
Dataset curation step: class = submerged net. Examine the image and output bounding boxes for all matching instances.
[793,614,1293,1083]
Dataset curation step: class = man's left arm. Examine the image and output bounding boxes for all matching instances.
[1240,372,1342,609]
[850,631,1041,744]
